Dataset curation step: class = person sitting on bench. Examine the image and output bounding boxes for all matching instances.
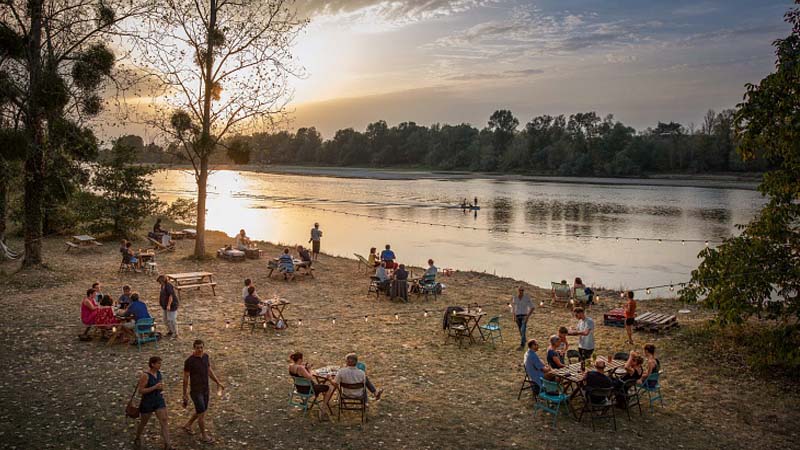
[235,229,251,251]
[278,248,295,281]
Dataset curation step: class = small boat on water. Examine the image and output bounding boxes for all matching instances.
[458,204,480,211]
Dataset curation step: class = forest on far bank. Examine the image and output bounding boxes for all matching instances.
[123,108,770,176]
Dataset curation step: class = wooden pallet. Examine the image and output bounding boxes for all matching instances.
[634,312,678,332]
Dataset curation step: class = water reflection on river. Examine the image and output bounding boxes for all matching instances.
[150,170,764,293]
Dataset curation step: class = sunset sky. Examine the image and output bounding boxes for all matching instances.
[284,0,791,136]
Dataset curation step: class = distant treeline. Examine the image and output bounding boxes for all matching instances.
[125,109,770,175]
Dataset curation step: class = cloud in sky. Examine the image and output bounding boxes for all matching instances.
[296,0,499,27]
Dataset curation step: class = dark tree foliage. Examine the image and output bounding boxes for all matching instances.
[81,140,162,238]
[681,2,799,349]
[170,108,768,175]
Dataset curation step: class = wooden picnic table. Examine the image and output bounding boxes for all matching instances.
[165,272,217,296]
[550,358,626,418]
[454,310,487,343]
[65,235,103,252]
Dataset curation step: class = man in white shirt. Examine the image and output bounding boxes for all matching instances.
[309,223,322,261]
[568,307,596,361]
[424,259,438,279]
[333,353,382,401]
[512,286,535,350]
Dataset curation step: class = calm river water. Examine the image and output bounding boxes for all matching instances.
[150,170,764,294]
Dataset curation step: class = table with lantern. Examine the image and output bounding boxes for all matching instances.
[550,357,626,418]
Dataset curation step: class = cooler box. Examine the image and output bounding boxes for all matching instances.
[604,308,625,328]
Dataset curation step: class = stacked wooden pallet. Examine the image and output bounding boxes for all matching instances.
[634,312,678,332]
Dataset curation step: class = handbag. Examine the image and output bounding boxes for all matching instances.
[125,381,140,418]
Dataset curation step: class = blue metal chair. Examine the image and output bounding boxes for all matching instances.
[638,372,664,412]
[288,376,321,416]
[534,378,570,426]
[479,316,502,346]
[134,318,158,352]
[356,362,366,372]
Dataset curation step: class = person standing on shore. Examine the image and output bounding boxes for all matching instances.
[182,339,225,443]
[512,286,535,350]
[134,356,173,450]
[309,222,322,261]
[157,275,179,338]
[623,291,637,345]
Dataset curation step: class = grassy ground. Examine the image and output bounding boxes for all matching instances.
[0,230,797,450]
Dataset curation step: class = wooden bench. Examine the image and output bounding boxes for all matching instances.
[65,241,79,252]
[175,282,218,295]
[147,236,175,254]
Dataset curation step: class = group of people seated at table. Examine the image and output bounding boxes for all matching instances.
[241,278,280,326]
[80,282,153,342]
[524,327,661,408]
[275,246,313,280]
[368,244,396,269]
[119,240,143,272]
[372,257,439,300]
[288,351,383,420]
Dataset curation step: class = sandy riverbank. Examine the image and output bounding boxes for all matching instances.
[0,226,796,449]
[150,163,761,190]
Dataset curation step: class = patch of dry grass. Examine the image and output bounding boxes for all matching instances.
[0,230,797,450]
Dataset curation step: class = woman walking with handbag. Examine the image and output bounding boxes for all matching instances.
[133,356,174,450]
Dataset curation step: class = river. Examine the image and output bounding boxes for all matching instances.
[150,169,764,294]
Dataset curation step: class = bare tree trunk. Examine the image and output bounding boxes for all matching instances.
[0,158,15,260]
[22,0,45,267]
[193,0,217,258]
[193,158,208,257]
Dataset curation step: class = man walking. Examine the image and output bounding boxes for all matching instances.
[182,339,225,444]
[568,307,596,361]
[309,222,322,261]
[157,275,179,338]
[512,286,535,350]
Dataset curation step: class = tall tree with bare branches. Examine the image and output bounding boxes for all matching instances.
[0,0,149,266]
[133,0,305,257]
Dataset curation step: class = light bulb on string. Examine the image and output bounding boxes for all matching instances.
[705,241,709,247]
[477,307,482,313]
[112,326,117,333]
[225,320,230,329]
[539,300,544,307]
[394,313,399,321]
[332,317,336,325]
[189,322,194,332]
[615,237,619,241]
[620,292,625,298]
[669,285,674,292]
[298,319,303,326]
[364,315,369,322]
[263,321,267,329]
[424,310,429,318]
[681,240,685,245]
[646,288,651,295]
[507,303,512,310]
[658,239,662,244]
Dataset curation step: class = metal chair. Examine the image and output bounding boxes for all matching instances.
[618,378,643,419]
[288,376,321,417]
[444,314,469,348]
[337,381,368,423]
[240,304,265,332]
[134,318,158,352]
[579,387,617,431]
[517,369,533,400]
[613,352,629,361]
[638,371,664,412]
[479,316,502,346]
[566,349,581,364]
[534,378,570,426]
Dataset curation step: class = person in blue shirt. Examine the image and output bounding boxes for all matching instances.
[121,292,151,340]
[523,339,551,396]
[379,244,396,268]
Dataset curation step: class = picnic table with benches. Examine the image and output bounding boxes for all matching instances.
[165,272,217,296]
[65,235,103,252]
[267,258,314,278]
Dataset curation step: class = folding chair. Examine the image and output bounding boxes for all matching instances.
[534,378,571,427]
[337,381,368,423]
[566,349,581,364]
[638,372,664,412]
[134,318,158,352]
[550,282,572,307]
[618,379,643,419]
[613,352,629,361]
[240,304,265,332]
[480,316,503,346]
[517,370,533,400]
[288,376,322,417]
[444,314,469,348]
[579,387,617,431]
[353,253,371,274]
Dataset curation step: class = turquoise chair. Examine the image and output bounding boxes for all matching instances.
[534,378,570,426]
[134,318,158,352]
[288,376,321,416]
[356,362,366,372]
[638,372,664,412]
[479,316,502,346]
